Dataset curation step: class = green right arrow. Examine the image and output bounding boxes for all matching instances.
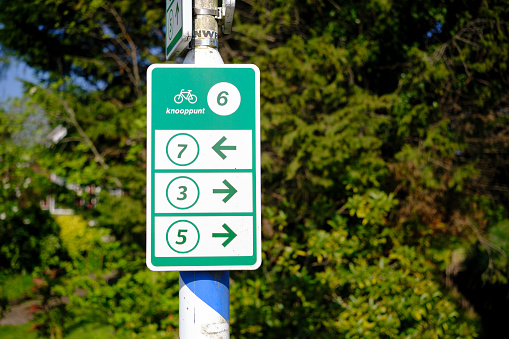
[212,179,237,203]
[212,224,237,247]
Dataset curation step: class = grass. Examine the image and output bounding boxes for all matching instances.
[0,321,116,339]
[66,322,116,339]
[0,323,37,339]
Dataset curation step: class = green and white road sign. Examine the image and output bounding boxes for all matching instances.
[146,64,261,271]
[166,0,192,60]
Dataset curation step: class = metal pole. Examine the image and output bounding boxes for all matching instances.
[183,0,224,65]
[180,1,229,338]
[179,271,229,338]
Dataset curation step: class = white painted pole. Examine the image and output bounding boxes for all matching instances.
[179,1,230,338]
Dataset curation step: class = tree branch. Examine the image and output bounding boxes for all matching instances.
[55,94,123,188]
[103,4,141,97]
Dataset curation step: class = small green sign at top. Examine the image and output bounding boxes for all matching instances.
[166,0,192,60]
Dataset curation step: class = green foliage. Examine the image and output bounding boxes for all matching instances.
[471,219,509,285]
[0,273,34,302]
[0,105,65,273]
[1,0,508,337]
[0,273,34,318]
[56,215,97,260]
[490,220,509,259]
[230,0,508,336]
[67,270,179,337]
[232,214,480,337]
[332,247,478,338]
[346,190,398,226]
[30,268,68,339]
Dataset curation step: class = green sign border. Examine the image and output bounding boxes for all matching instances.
[147,65,261,270]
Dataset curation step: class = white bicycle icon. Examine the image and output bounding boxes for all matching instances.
[174,89,197,104]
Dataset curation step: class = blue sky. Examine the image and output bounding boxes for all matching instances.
[0,58,37,102]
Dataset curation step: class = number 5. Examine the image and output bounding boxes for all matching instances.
[176,229,187,244]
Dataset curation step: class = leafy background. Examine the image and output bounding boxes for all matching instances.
[0,0,508,338]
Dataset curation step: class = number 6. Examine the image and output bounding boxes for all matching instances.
[217,91,228,106]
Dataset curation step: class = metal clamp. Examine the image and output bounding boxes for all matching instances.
[194,8,222,19]
[193,2,235,35]
[193,38,219,49]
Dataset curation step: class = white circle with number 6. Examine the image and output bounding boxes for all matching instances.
[166,220,200,254]
[207,82,241,116]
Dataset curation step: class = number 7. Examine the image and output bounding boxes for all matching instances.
[177,144,188,158]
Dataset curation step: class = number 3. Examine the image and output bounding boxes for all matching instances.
[177,186,187,200]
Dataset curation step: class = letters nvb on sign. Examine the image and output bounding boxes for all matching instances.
[146,64,261,271]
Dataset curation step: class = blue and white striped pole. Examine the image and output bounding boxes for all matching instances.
[180,1,230,338]
[179,271,229,337]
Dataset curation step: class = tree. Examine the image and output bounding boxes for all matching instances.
[228,0,507,336]
[0,1,174,336]
[0,102,65,273]
[0,0,507,337]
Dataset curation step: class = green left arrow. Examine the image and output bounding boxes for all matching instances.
[212,136,237,160]
[213,179,237,203]
[213,224,237,247]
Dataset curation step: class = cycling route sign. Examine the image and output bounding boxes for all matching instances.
[166,0,192,60]
[146,64,261,271]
